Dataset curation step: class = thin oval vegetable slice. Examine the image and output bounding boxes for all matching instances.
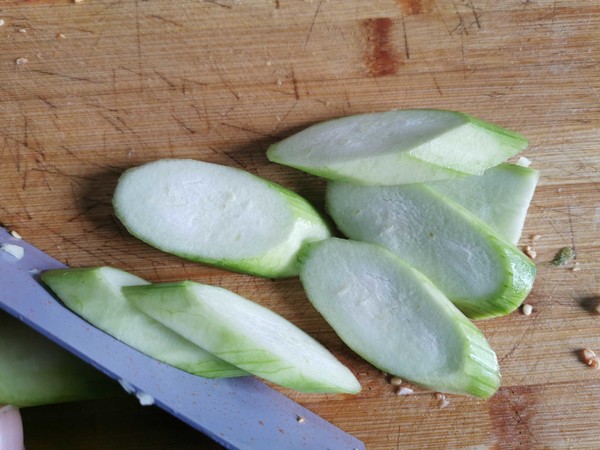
[326,182,536,320]
[267,110,528,185]
[0,312,118,407]
[41,267,246,378]
[113,159,331,278]
[298,238,500,399]
[124,281,361,394]
[427,163,539,244]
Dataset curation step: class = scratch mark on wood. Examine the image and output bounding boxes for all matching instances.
[467,0,481,29]
[213,64,241,100]
[433,2,453,36]
[30,69,101,84]
[219,122,276,139]
[208,146,247,170]
[431,74,442,96]
[100,114,125,134]
[191,104,209,132]
[35,94,57,109]
[112,68,118,97]
[154,70,177,90]
[401,14,410,60]
[362,18,401,77]
[171,113,196,134]
[147,14,184,28]
[304,0,324,49]
[290,66,300,100]
[203,0,233,9]
[450,0,468,36]
[271,100,299,135]
[567,204,577,253]
[134,0,144,91]
[21,161,29,190]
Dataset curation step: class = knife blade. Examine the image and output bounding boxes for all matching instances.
[0,227,364,450]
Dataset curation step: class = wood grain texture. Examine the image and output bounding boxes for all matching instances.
[0,0,598,448]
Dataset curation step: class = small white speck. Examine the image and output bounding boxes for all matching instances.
[0,19,5,27]
[516,156,532,167]
[18,28,27,33]
[396,387,413,396]
[440,398,450,408]
[136,392,155,406]
[56,32,66,39]
[266,60,272,66]
[522,304,533,316]
[296,416,305,423]
[523,245,537,260]
[118,379,135,394]
[10,230,22,239]
[28,268,41,275]
[1,244,24,260]
[276,79,283,86]
[16,57,28,65]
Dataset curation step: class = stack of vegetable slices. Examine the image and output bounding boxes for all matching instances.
[269,109,538,397]
[3,109,538,410]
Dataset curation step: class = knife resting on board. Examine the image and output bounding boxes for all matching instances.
[0,226,364,450]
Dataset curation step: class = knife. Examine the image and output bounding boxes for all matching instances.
[0,226,364,450]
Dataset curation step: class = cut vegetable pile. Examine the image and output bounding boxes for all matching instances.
[33,109,537,403]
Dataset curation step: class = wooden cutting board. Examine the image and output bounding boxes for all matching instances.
[1,1,599,448]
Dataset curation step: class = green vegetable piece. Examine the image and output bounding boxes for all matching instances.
[552,246,576,266]
[113,159,331,278]
[326,182,536,319]
[42,267,246,378]
[298,238,500,399]
[0,312,118,407]
[124,281,361,394]
[427,163,539,244]
[267,110,528,185]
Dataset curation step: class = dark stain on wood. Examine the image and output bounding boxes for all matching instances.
[488,385,538,449]
[363,18,401,77]
[396,0,432,15]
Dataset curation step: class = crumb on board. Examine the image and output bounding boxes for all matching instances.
[389,376,403,386]
[396,387,413,396]
[18,28,26,33]
[15,57,28,65]
[296,416,305,423]
[522,304,533,316]
[523,245,537,260]
[580,348,600,369]
[56,32,66,39]
[0,19,5,27]
[434,393,449,408]
[10,230,22,239]
[531,234,541,242]
[571,262,581,272]
[553,246,575,266]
